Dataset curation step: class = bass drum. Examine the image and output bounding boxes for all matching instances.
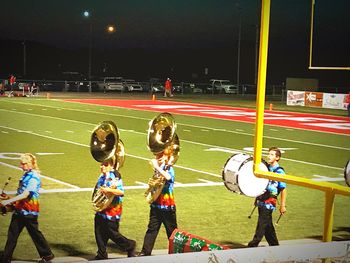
[222,153,269,197]
[345,160,350,187]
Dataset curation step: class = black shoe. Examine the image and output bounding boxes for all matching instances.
[127,240,136,257]
[38,254,54,263]
[94,255,108,260]
[137,251,151,257]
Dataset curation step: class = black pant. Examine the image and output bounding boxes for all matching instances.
[2,213,53,262]
[248,206,279,247]
[140,207,177,255]
[94,214,135,259]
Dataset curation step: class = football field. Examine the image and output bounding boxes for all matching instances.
[0,95,349,260]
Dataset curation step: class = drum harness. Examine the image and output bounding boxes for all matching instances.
[256,166,285,205]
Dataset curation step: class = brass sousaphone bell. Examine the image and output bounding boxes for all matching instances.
[145,112,180,203]
[90,121,125,212]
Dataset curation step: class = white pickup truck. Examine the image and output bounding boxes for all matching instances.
[208,79,238,94]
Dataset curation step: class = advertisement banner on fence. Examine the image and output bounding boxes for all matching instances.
[323,93,347,110]
[304,92,323,107]
[287,90,305,106]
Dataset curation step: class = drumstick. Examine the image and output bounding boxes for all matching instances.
[1,177,11,195]
[275,213,283,225]
[248,205,257,219]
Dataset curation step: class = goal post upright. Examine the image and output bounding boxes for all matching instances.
[253,1,350,262]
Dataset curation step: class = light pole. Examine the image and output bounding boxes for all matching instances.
[22,40,26,76]
[83,10,92,80]
[236,2,242,90]
[254,24,259,85]
[103,24,116,75]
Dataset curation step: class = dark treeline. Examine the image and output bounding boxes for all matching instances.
[0,38,348,87]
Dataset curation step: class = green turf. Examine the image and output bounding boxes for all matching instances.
[0,96,349,261]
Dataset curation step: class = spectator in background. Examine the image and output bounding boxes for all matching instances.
[9,74,16,97]
[30,82,38,96]
[0,82,4,96]
[164,78,173,97]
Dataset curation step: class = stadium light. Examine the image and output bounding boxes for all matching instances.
[83,10,92,79]
[106,25,116,34]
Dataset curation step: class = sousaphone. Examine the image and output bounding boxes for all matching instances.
[90,121,125,212]
[145,112,180,203]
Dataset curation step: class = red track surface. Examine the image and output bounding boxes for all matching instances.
[66,99,350,135]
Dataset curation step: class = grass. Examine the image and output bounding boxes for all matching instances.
[0,94,349,260]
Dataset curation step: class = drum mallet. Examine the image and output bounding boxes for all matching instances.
[248,205,257,219]
[275,213,283,225]
[1,177,11,197]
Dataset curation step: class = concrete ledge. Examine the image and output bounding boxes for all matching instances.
[87,241,350,263]
[11,240,350,263]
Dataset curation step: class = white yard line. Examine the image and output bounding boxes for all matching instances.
[0,102,348,151]
[0,161,80,189]
[0,122,344,173]
[312,175,345,182]
[4,181,224,194]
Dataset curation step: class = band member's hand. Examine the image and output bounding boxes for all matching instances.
[279,205,286,214]
[150,159,159,168]
[0,199,11,207]
[0,193,10,200]
[100,187,109,194]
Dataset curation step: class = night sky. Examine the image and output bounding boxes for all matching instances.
[0,0,349,87]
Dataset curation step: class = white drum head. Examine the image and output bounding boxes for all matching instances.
[345,160,350,187]
[222,153,248,193]
[237,161,269,197]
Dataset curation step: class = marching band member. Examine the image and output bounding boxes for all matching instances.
[248,147,287,247]
[139,148,178,256]
[0,153,54,263]
[93,159,136,259]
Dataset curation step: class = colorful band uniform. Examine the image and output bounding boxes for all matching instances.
[1,154,54,263]
[248,162,286,247]
[94,164,136,259]
[140,160,177,256]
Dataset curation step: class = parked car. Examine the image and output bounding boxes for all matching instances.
[172,84,182,93]
[123,79,143,92]
[152,84,164,93]
[208,79,238,94]
[99,77,125,92]
[148,78,164,93]
[191,84,203,94]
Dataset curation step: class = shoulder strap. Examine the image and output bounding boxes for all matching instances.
[272,166,284,173]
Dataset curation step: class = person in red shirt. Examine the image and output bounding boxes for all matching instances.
[9,75,16,96]
[9,75,16,86]
[164,78,173,97]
